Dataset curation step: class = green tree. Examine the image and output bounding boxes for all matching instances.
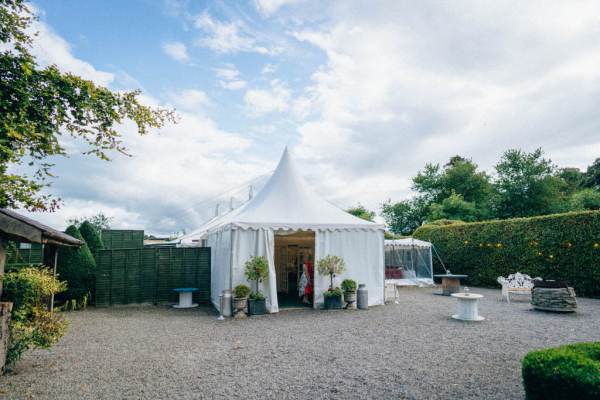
[492,148,565,218]
[569,189,600,211]
[427,192,479,222]
[346,204,375,221]
[557,167,585,194]
[412,156,493,219]
[381,198,428,235]
[67,212,112,231]
[583,158,600,190]
[56,225,95,302]
[0,1,175,211]
[78,220,104,256]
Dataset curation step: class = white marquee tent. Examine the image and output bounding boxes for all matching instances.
[180,148,385,312]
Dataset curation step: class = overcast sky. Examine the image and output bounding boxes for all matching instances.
[18,0,600,234]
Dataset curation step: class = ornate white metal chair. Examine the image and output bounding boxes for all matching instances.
[497,272,541,303]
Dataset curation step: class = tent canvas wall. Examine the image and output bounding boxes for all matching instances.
[384,238,433,286]
[188,148,385,313]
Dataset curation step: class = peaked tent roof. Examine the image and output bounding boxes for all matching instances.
[181,148,383,240]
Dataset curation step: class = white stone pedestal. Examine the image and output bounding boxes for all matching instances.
[451,293,484,321]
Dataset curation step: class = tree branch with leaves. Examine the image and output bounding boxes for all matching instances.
[0,0,176,211]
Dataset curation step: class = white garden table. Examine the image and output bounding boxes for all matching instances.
[451,292,484,321]
[173,288,199,309]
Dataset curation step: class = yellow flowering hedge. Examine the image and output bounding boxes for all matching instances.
[413,210,600,297]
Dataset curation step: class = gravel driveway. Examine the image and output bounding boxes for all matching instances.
[1,287,599,400]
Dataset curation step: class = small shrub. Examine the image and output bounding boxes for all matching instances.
[233,284,251,299]
[323,288,343,298]
[522,342,600,400]
[317,255,346,290]
[249,292,265,301]
[1,267,68,370]
[341,279,357,292]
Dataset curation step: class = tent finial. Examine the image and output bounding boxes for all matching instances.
[248,185,254,200]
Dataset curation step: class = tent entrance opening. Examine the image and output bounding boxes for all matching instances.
[274,231,315,308]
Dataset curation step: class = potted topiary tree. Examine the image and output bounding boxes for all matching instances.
[341,279,357,309]
[317,255,346,309]
[244,256,269,315]
[232,284,251,318]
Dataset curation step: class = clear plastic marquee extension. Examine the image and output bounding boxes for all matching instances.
[384,238,434,286]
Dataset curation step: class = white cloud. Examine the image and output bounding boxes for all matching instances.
[215,65,247,90]
[162,41,190,63]
[167,89,209,111]
[244,79,291,116]
[193,12,279,55]
[261,63,277,74]
[288,1,600,211]
[254,0,305,16]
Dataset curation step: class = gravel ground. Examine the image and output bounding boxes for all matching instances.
[1,287,599,400]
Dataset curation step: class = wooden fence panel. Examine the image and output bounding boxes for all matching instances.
[101,230,144,250]
[95,247,210,306]
[95,250,112,307]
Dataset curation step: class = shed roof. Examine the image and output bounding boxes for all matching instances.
[0,208,83,246]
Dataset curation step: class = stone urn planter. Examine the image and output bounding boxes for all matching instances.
[232,284,251,319]
[341,279,357,309]
[344,291,357,309]
[232,297,248,319]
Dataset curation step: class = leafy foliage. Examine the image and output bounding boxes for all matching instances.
[244,256,269,298]
[522,342,600,400]
[233,284,251,299]
[0,0,176,211]
[1,267,68,369]
[346,204,375,221]
[583,158,600,190]
[414,210,600,297]
[78,220,104,256]
[341,279,357,292]
[56,225,96,302]
[383,148,599,234]
[317,255,346,290]
[67,212,113,231]
[427,192,479,222]
[492,148,565,218]
[323,287,343,298]
[381,198,428,235]
[569,189,600,211]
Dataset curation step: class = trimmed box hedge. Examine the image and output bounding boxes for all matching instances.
[522,342,600,400]
[413,210,600,297]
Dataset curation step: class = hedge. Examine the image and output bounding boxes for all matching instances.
[79,221,104,257]
[56,225,96,302]
[413,210,600,297]
[522,342,600,400]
